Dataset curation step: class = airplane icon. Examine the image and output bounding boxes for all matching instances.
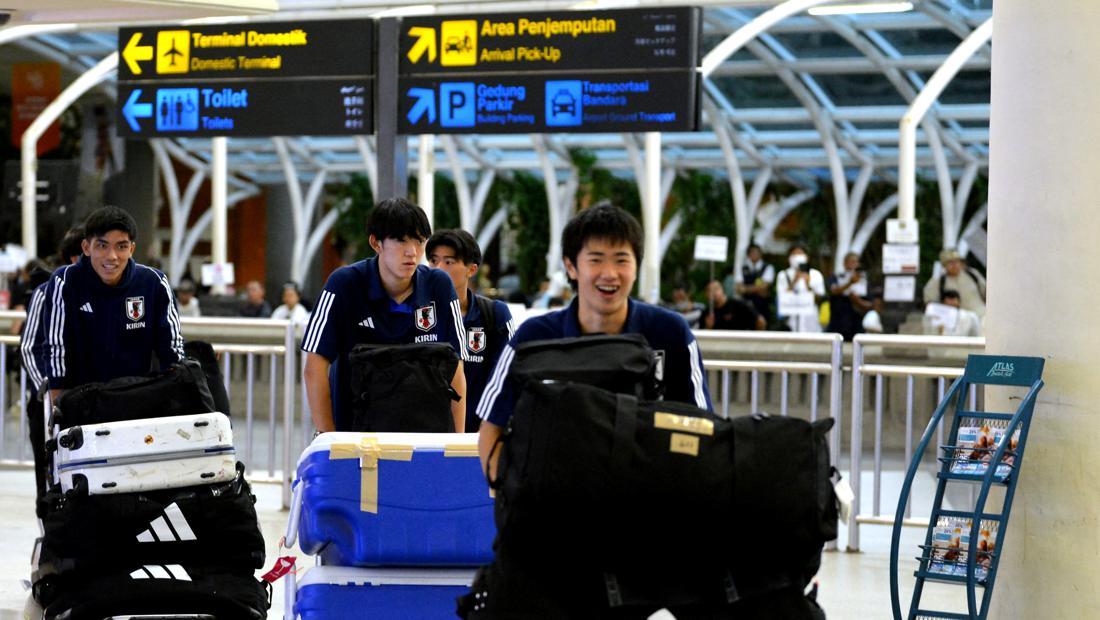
[162,39,184,67]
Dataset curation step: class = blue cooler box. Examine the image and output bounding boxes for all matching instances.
[293,566,476,620]
[292,432,495,566]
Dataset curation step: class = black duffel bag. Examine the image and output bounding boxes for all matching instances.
[347,342,460,432]
[508,333,662,400]
[54,358,216,429]
[474,380,837,618]
[33,464,265,604]
[41,566,270,620]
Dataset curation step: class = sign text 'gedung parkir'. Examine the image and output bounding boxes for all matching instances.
[116,19,374,138]
[397,7,701,134]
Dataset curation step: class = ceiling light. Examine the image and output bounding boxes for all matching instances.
[808,1,914,16]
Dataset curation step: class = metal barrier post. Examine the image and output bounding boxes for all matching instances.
[848,337,865,551]
[826,334,843,553]
[283,322,297,509]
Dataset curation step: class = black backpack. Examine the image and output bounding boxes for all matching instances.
[507,333,662,401]
[347,342,460,432]
[183,340,231,417]
[54,359,216,429]
[33,464,266,598]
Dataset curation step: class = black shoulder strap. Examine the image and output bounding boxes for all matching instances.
[475,294,501,333]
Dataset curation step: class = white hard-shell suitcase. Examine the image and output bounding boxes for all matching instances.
[54,412,236,495]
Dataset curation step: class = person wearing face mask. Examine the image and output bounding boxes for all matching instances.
[776,244,826,333]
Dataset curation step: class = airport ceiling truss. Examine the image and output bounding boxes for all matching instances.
[7,0,992,197]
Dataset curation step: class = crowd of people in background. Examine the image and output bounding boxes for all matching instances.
[4,227,986,346]
[659,243,987,341]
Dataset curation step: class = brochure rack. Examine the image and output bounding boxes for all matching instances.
[890,355,1045,620]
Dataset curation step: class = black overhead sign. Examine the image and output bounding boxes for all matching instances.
[116,19,375,138]
[396,7,701,135]
[399,7,699,74]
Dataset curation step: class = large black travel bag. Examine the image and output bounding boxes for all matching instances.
[508,333,662,400]
[474,379,837,618]
[347,342,460,432]
[40,565,270,620]
[33,464,266,603]
[54,359,216,429]
[183,340,231,418]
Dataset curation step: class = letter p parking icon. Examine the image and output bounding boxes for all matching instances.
[440,82,476,128]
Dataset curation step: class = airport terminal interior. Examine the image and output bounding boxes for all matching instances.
[0,0,1094,618]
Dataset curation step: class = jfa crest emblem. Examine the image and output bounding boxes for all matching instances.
[125,296,145,321]
[467,327,486,353]
[415,302,437,332]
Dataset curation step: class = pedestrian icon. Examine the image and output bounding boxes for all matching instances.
[156,88,199,131]
[440,20,477,67]
[440,82,476,128]
[156,31,190,75]
[545,81,583,127]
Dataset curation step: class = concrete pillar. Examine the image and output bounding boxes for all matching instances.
[986,2,1100,616]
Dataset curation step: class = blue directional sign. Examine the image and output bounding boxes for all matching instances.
[440,82,476,128]
[398,71,697,134]
[155,88,199,131]
[117,79,373,137]
[545,80,582,127]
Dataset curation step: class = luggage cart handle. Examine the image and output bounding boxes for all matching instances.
[284,565,297,620]
[285,479,302,547]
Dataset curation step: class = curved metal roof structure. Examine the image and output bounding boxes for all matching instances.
[2,0,994,282]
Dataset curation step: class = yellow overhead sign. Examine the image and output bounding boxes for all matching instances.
[156,31,190,74]
[440,20,477,66]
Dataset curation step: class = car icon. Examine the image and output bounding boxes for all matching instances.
[445,35,472,53]
[551,89,576,116]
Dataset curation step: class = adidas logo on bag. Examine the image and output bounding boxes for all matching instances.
[135,503,197,543]
[129,564,192,581]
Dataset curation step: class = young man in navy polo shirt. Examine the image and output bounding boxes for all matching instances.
[427,229,515,432]
[302,198,469,433]
[476,204,712,470]
[38,207,185,401]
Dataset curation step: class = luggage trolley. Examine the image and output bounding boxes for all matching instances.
[890,354,1045,620]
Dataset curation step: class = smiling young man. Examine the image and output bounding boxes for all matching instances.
[38,207,185,400]
[476,203,712,470]
[301,198,469,433]
[427,229,515,432]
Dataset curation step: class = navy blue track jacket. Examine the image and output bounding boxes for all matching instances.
[37,256,184,390]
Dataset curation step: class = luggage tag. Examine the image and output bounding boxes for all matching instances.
[834,471,854,524]
[261,554,296,583]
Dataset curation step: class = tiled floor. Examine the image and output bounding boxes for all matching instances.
[0,468,974,619]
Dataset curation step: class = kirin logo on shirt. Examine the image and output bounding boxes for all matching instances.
[126,296,145,321]
[467,327,486,353]
[415,302,437,332]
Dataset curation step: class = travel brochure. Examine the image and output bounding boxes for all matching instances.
[929,516,999,580]
[951,417,1020,476]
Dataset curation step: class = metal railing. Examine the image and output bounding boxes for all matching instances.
[1,308,993,538]
[847,333,985,551]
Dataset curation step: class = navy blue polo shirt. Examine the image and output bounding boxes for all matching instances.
[301,257,468,430]
[462,291,515,432]
[37,256,185,389]
[476,297,713,429]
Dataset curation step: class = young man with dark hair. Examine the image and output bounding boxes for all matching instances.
[38,206,184,401]
[302,198,469,433]
[427,229,515,432]
[476,203,712,470]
